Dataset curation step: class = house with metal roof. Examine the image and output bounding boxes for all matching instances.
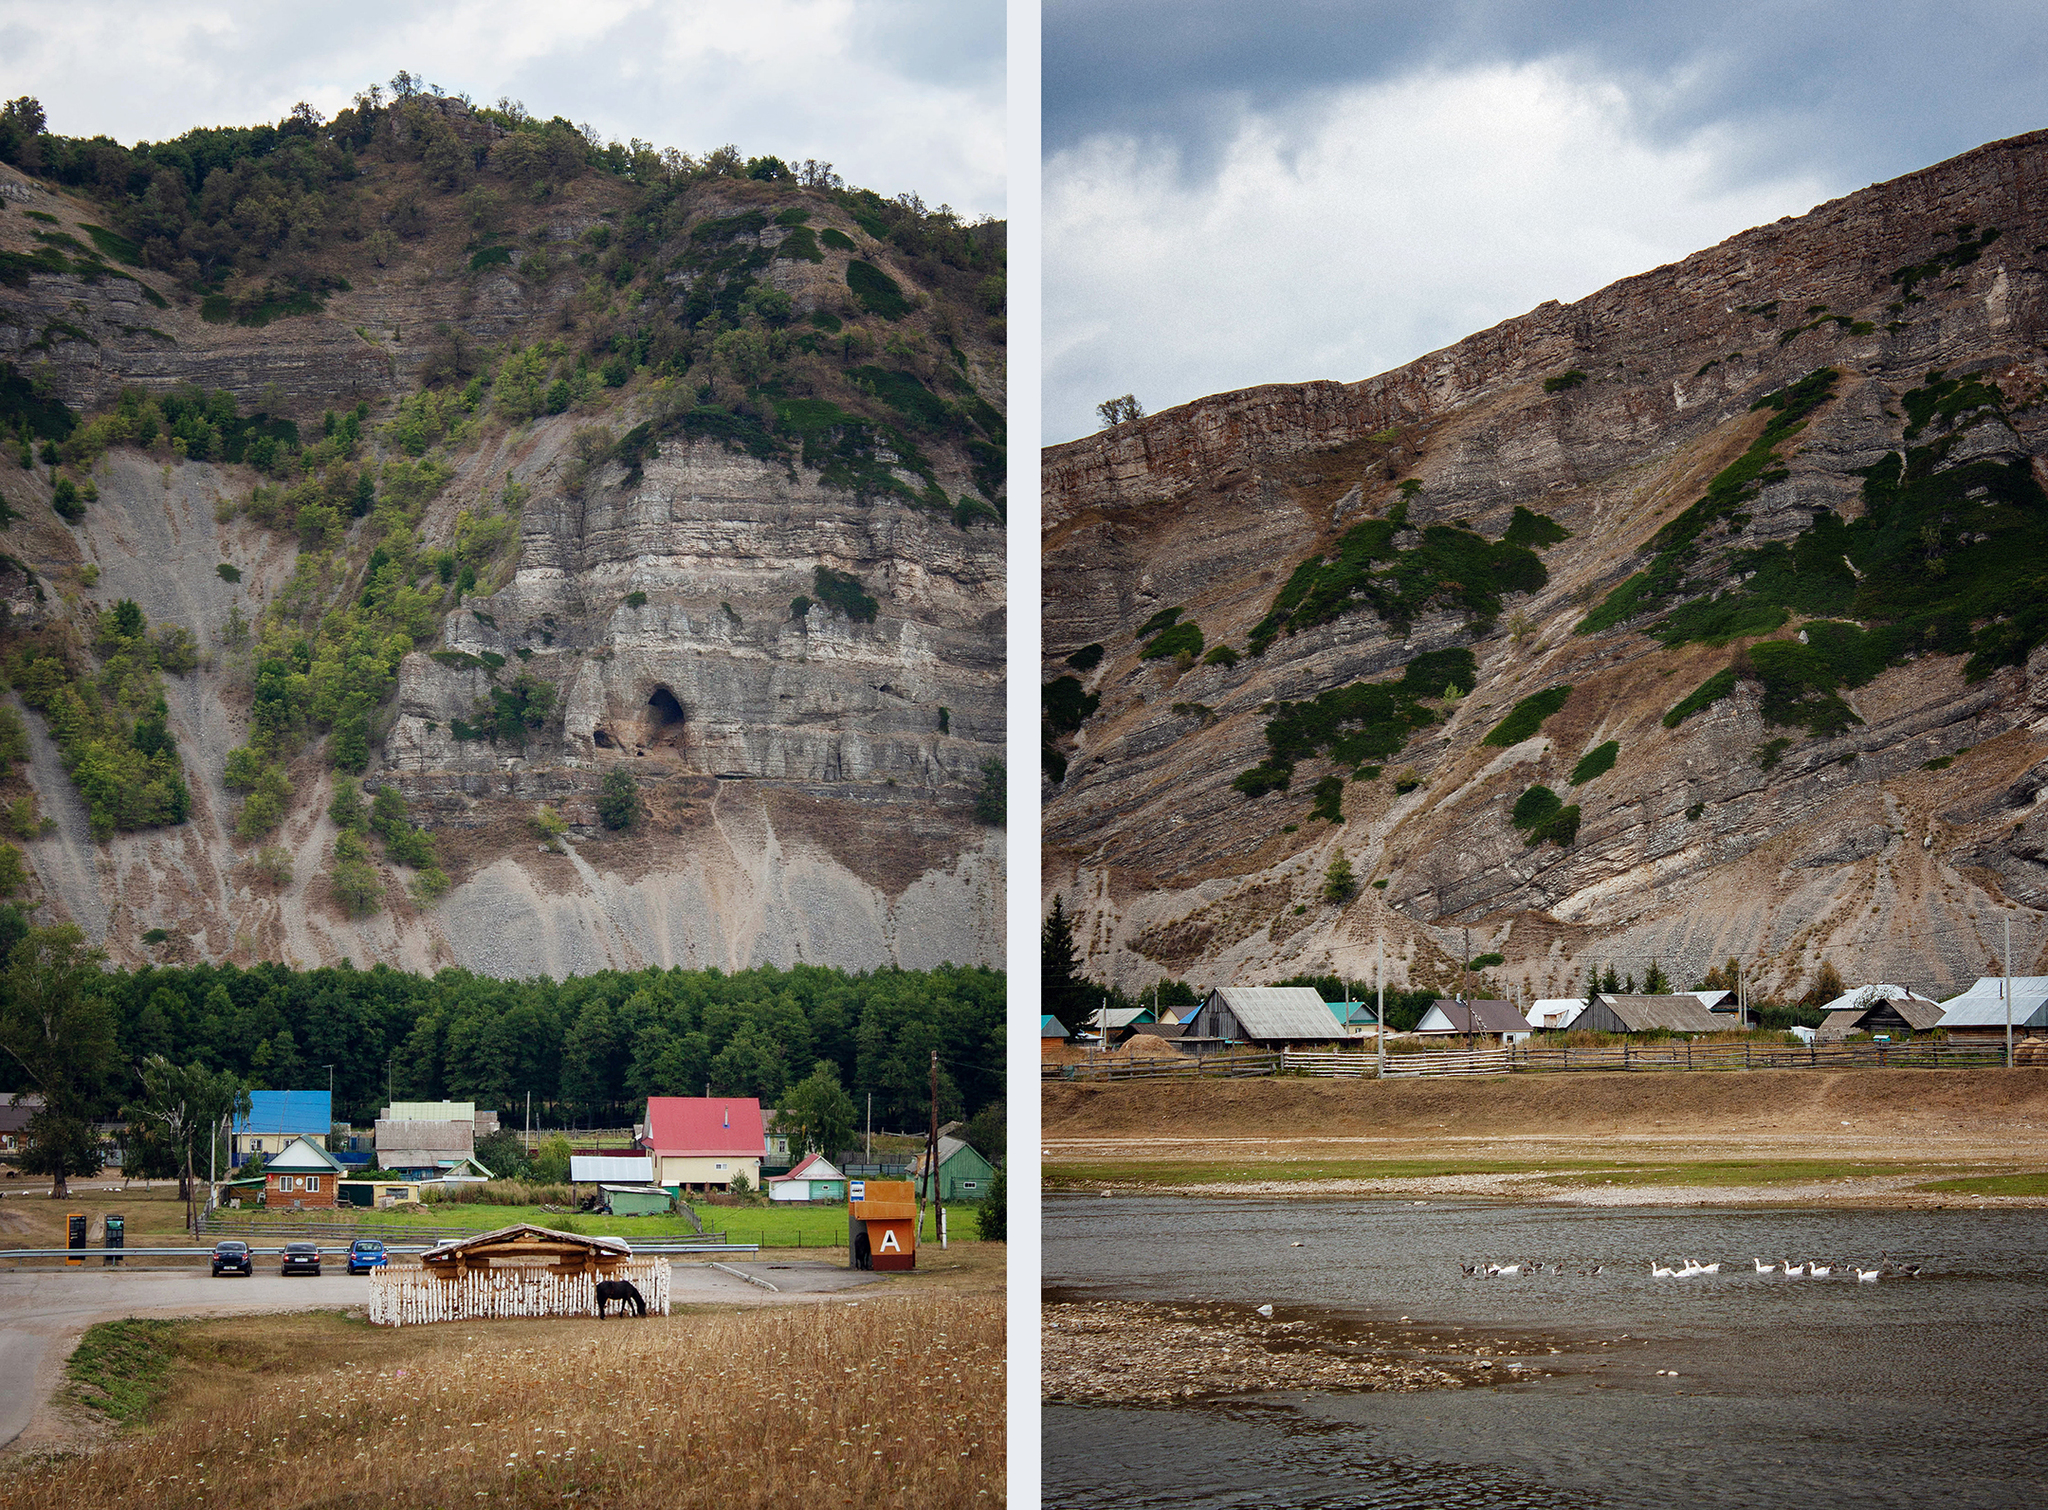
[262,1135,347,1210]
[1574,994,1732,1034]
[1187,986,1358,1047]
[1525,998,1589,1032]
[570,1155,654,1186]
[1691,989,1735,1012]
[1936,977,2048,1040]
[1041,1014,1068,1040]
[231,1090,332,1166]
[1816,985,1946,1040]
[0,1092,43,1153]
[909,1136,996,1202]
[639,1097,764,1191]
[769,1152,849,1203]
[1414,1000,1534,1042]
[376,1116,477,1178]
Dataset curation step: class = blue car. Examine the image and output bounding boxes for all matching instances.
[346,1239,387,1275]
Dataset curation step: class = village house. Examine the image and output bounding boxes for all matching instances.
[262,1135,346,1210]
[231,1089,332,1166]
[1186,986,1360,1048]
[1414,999,1534,1043]
[1815,984,1946,1041]
[374,1100,496,1178]
[909,1135,995,1202]
[638,1096,764,1192]
[1573,994,1732,1035]
[0,1092,43,1154]
[1936,977,2048,1041]
[1525,998,1589,1032]
[769,1151,849,1202]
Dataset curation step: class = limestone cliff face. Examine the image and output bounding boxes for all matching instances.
[0,144,1004,975]
[1044,130,2048,1002]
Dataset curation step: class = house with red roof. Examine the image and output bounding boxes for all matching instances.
[637,1097,764,1192]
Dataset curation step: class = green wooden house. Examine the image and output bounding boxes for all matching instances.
[910,1135,996,1202]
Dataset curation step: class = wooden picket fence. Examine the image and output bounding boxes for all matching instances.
[368,1257,670,1326]
[1048,1039,2015,1082]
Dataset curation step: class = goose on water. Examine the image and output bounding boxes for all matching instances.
[1856,1268,1881,1282]
[1807,1262,1832,1278]
[1782,1260,1805,1276]
[1651,1262,1677,1278]
[1754,1259,1776,1274]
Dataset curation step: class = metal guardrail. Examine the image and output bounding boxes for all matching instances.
[196,1212,730,1244]
[0,1242,761,1260]
[1047,1039,2018,1081]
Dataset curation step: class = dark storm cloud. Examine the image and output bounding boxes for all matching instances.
[1045,0,2048,188]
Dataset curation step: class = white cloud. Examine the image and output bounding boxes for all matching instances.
[1044,60,1834,442]
[0,0,1003,215]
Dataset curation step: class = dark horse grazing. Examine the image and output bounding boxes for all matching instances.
[594,1279,647,1317]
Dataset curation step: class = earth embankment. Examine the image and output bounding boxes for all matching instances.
[1045,1067,2048,1160]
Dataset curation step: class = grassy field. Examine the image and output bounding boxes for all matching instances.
[7,1296,1003,1510]
[1912,1171,2048,1196]
[0,1182,986,1251]
[1044,1154,1978,1190]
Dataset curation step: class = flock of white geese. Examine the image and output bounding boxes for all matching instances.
[1460,1256,1924,1282]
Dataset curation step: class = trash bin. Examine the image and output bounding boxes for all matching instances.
[67,1211,87,1265]
[103,1213,124,1266]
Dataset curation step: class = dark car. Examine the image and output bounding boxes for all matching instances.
[211,1239,252,1277]
[346,1239,387,1275]
[281,1241,322,1277]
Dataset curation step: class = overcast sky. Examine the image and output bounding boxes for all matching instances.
[1044,0,2048,442]
[0,0,1005,218]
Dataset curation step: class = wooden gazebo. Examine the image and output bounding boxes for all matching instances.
[371,1223,667,1325]
[421,1223,633,1278]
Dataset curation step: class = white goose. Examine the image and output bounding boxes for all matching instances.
[1753,1259,1777,1274]
[1651,1261,1677,1278]
[1856,1267,1881,1282]
[1782,1259,1805,1276]
[1807,1262,1832,1278]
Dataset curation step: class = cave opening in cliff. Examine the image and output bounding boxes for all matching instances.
[646,685,685,752]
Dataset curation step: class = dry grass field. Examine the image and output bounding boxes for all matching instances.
[2,1293,1004,1509]
[1043,1068,2048,1204]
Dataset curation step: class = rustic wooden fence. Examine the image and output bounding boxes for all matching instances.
[1046,1039,2014,1082]
[368,1256,671,1326]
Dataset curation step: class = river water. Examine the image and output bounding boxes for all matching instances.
[1043,1196,2048,1508]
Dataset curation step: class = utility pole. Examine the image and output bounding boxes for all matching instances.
[1376,938,1385,1079]
[1463,925,1473,1051]
[2006,912,2014,1070]
[927,1049,944,1248]
[865,1092,872,1160]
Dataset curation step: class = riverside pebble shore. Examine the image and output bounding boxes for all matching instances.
[1042,1300,1486,1403]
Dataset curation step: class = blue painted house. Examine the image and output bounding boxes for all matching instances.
[231,1090,333,1167]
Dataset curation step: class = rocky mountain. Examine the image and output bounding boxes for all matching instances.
[0,89,1004,975]
[1043,129,2048,1004]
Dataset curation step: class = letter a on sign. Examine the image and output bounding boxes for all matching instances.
[879,1229,901,1253]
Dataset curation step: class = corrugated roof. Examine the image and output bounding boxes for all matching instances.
[774,1152,845,1183]
[1596,995,1730,1032]
[1100,1007,1153,1028]
[262,1136,346,1173]
[1526,998,1588,1029]
[1418,1000,1531,1034]
[376,1120,474,1154]
[1817,983,1939,1018]
[1691,990,1734,1010]
[1937,977,2048,1028]
[644,1097,764,1156]
[424,1223,630,1259]
[382,1101,476,1122]
[571,1155,653,1184]
[1210,986,1350,1040]
[234,1090,332,1137]
[1041,1015,1066,1037]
